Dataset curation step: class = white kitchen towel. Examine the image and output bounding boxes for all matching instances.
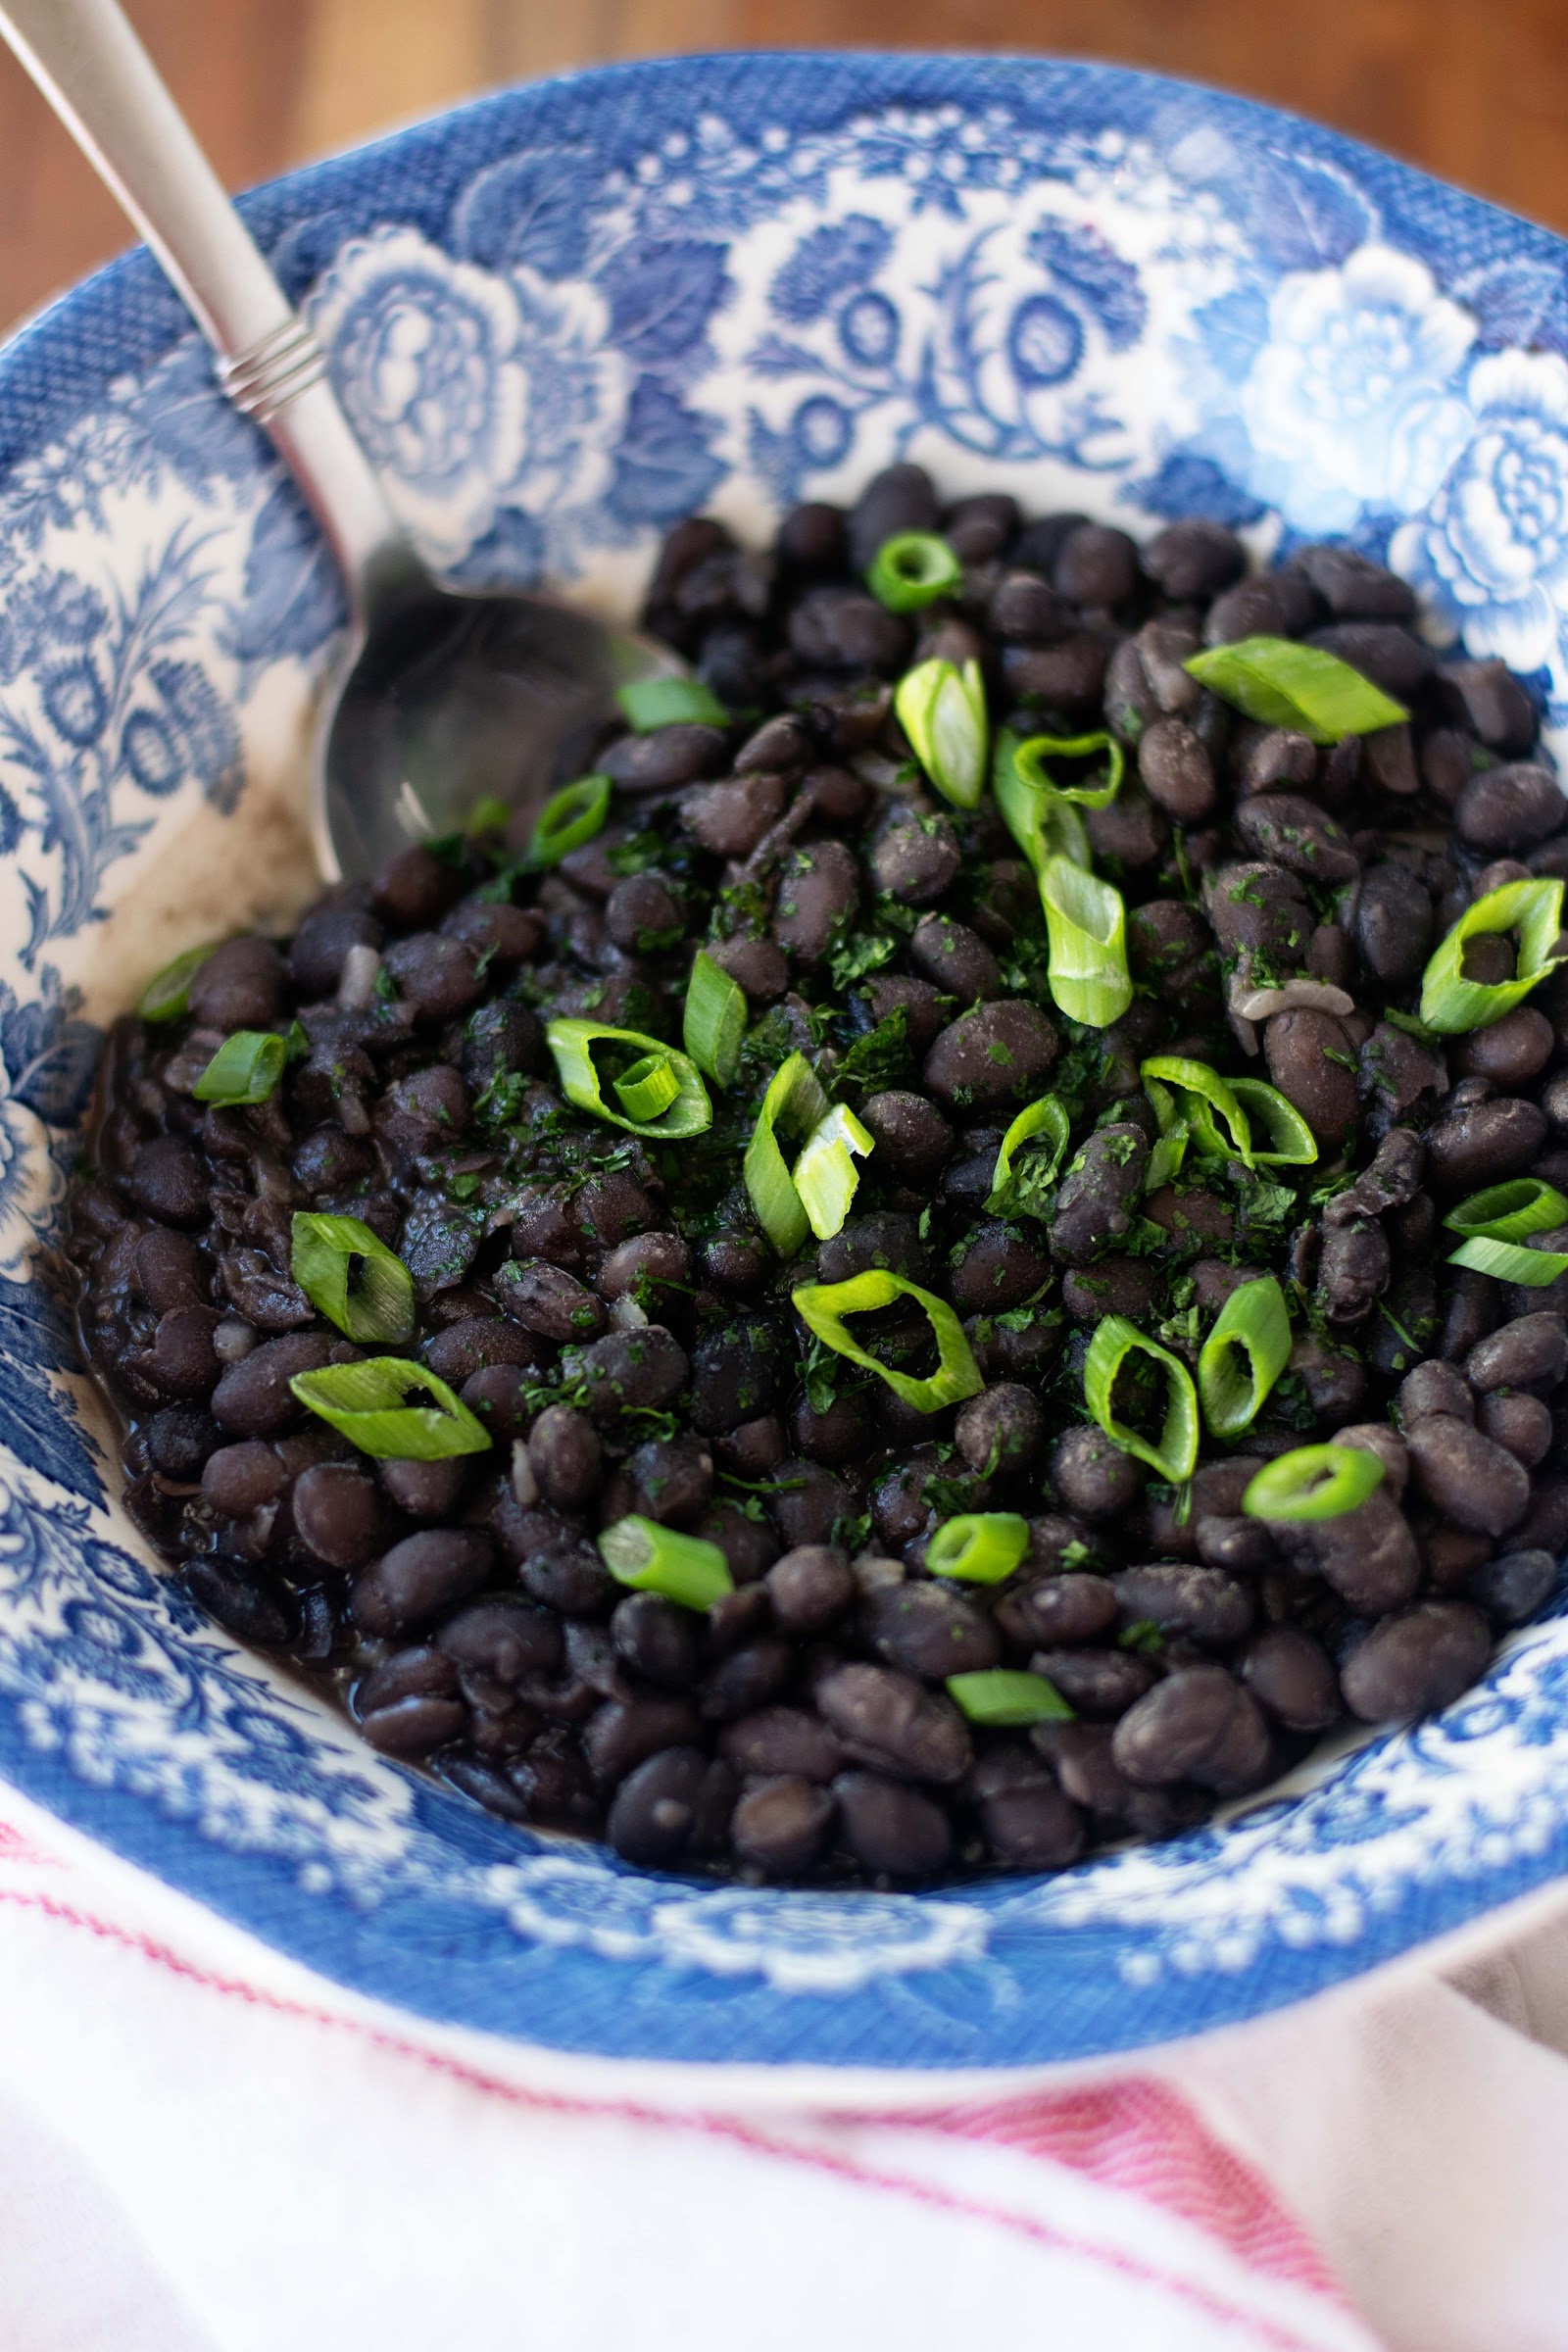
[0,1776,1561,2352]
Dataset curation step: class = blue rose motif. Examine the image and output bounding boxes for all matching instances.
[770,215,893,324]
[1238,245,1476,534]
[1393,351,1568,681]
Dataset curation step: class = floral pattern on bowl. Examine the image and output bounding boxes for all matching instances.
[0,52,1567,2079]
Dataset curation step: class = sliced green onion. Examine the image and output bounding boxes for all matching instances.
[613,1052,680,1122]
[598,1514,734,1610]
[1198,1276,1292,1439]
[895,656,988,809]
[545,1019,711,1141]
[465,795,511,838]
[987,1096,1071,1217]
[617,676,728,732]
[1084,1315,1200,1483]
[1141,1055,1252,1163]
[1444,1179,1568,1244]
[525,774,612,869]
[793,1104,875,1242]
[1013,730,1125,809]
[926,1512,1030,1584]
[289,1357,492,1460]
[290,1213,416,1345]
[138,942,215,1023]
[1242,1443,1384,1522]
[1419,877,1567,1034]
[1227,1079,1319,1167]
[792,1270,984,1414]
[1446,1235,1568,1286]
[683,949,747,1088]
[945,1669,1075,1727]
[1041,855,1133,1027]
[744,1053,831,1256]
[191,1030,286,1106]
[867,530,962,612]
[992,728,1091,875]
[1183,635,1407,743]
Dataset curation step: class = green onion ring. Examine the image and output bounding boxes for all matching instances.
[524,774,612,869]
[792,1270,985,1415]
[792,1104,875,1242]
[545,1018,712,1141]
[1083,1315,1200,1484]
[992,728,1092,875]
[945,1669,1075,1726]
[616,675,729,732]
[1226,1078,1319,1167]
[138,942,215,1023]
[926,1512,1031,1585]
[1419,877,1568,1034]
[987,1096,1071,1217]
[289,1357,493,1460]
[1446,1235,1568,1286]
[598,1515,734,1610]
[1243,1443,1385,1522]
[613,1052,681,1122]
[894,656,988,809]
[190,1030,287,1107]
[1040,855,1133,1028]
[1198,1276,1293,1440]
[866,531,963,612]
[1444,1178,1568,1244]
[744,1053,832,1256]
[289,1213,416,1346]
[683,949,747,1088]
[1012,729,1125,809]
[1141,1055,1253,1163]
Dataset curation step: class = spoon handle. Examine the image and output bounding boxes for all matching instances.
[0,0,420,618]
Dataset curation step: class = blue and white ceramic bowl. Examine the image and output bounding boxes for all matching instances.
[5,50,1568,2085]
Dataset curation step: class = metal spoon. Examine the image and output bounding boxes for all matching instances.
[0,0,676,881]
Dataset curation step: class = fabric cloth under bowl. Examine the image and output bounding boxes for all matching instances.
[0,1784,1560,2352]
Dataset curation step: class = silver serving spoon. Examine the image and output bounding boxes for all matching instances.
[0,0,676,881]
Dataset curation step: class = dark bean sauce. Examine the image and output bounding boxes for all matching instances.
[65,472,1568,1886]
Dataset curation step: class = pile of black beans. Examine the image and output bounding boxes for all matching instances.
[66,466,1568,1886]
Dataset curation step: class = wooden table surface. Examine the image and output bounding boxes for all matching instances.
[1,0,1566,332]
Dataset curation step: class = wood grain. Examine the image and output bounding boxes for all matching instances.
[3,0,1568,330]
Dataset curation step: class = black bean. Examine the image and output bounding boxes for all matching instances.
[730,1776,834,1875]
[1477,1390,1552,1467]
[762,1544,854,1636]
[1315,1222,1390,1328]
[421,1318,534,1389]
[856,1092,953,1184]
[289,1462,384,1568]
[832,1770,952,1877]
[687,1318,782,1435]
[144,1407,220,1481]
[182,1558,296,1647]
[210,1332,337,1438]
[1466,1311,1568,1392]
[1194,1515,1276,1573]
[1353,861,1434,988]
[582,1696,704,1787]
[908,913,1001,1004]
[989,568,1071,643]
[1341,1602,1493,1722]
[1456,1005,1554,1088]
[1138,719,1216,822]
[1112,1666,1270,1790]
[954,1384,1044,1476]
[992,1572,1113,1651]
[133,1229,207,1313]
[868,807,961,906]
[770,1462,852,1551]
[351,1529,493,1636]
[1262,1009,1360,1151]
[1286,1489,1422,1612]
[1240,1627,1341,1731]
[605,873,685,956]
[625,1434,711,1527]
[378,1457,469,1520]
[1396,1359,1474,1424]
[1031,1647,1155,1717]
[1053,521,1139,607]
[123,1137,209,1227]
[371,844,466,927]
[610,1592,698,1690]
[788,1386,875,1469]
[1453,764,1565,856]
[1206,571,1316,644]
[1052,1425,1146,1523]
[1083,784,1169,872]
[140,1305,221,1398]
[517,1408,598,1514]
[570,1325,689,1426]
[1404,1415,1531,1537]
[288,900,383,996]
[1141,519,1246,600]
[846,463,939,570]
[201,1440,284,1516]
[497,1258,605,1344]
[1111,1564,1252,1646]
[360,1693,466,1757]
[1467,1548,1558,1625]
[381,932,484,1022]
[947,1220,1052,1314]
[1306,621,1432,700]
[1048,1123,1150,1267]
[459,1000,543,1095]
[1425,1093,1547,1200]
[772,839,860,962]
[601,723,729,792]
[186,936,285,1032]
[607,1747,734,1865]
[788,586,910,674]
[814,1662,970,1784]
[860,1582,1002,1679]
[698,1639,794,1722]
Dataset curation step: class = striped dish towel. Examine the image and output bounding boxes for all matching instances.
[0,1779,1562,2352]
